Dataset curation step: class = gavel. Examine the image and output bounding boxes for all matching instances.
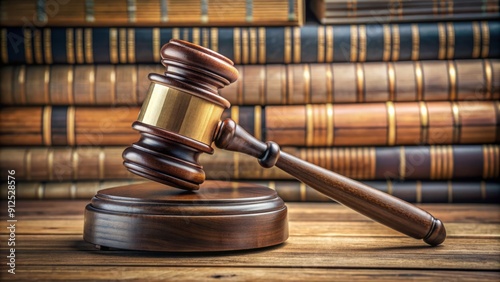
[122,39,446,246]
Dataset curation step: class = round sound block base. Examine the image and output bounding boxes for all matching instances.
[83,181,288,252]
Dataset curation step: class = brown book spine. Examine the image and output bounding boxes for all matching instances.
[311,0,500,24]
[227,101,500,146]
[2,180,497,203]
[0,0,304,27]
[2,60,498,105]
[262,180,500,203]
[1,145,498,181]
[1,102,498,146]
[205,145,500,180]
[0,147,139,181]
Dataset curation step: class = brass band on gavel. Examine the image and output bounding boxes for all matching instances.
[137,81,225,146]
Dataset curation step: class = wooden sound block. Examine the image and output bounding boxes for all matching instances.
[83,181,288,252]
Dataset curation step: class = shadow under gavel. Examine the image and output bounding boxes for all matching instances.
[122,39,446,246]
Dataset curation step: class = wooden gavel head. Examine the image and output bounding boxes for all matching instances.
[123,39,239,190]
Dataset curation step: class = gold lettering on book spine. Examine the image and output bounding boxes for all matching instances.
[34,29,43,64]
[419,102,429,144]
[43,66,50,103]
[241,29,248,64]
[304,65,311,104]
[72,149,79,179]
[98,148,105,179]
[250,28,257,64]
[306,104,313,146]
[258,28,265,64]
[25,149,32,181]
[451,102,460,144]
[293,27,301,63]
[386,180,393,195]
[388,63,395,101]
[326,26,333,62]
[66,28,75,64]
[233,28,241,64]
[448,61,457,101]
[85,28,93,63]
[326,103,334,146]
[383,25,391,61]
[359,25,366,62]
[152,28,160,62]
[356,64,364,102]
[387,101,396,146]
[67,66,74,104]
[391,25,400,61]
[484,59,492,99]
[109,28,118,64]
[43,106,52,146]
[75,28,84,64]
[448,146,454,179]
[24,29,33,64]
[399,146,406,180]
[317,26,324,63]
[88,66,95,104]
[254,105,262,141]
[201,28,210,48]
[119,28,127,63]
[415,62,423,100]
[350,25,357,62]
[128,29,135,63]
[67,106,75,146]
[446,23,455,59]
[326,64,333,102]
[18,65,26,104]
[212,28,219,53]
[300,182,306,201]
[481,21,489,57]
[411,24,419,61]
[48,149,54,181]
[416,181,422,203]
[44,29,52,64]
[472,22,481,58]
[438,23,446,60]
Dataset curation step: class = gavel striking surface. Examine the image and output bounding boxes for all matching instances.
[83,181,289,252]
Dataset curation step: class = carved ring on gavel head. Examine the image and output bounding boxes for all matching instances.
[122,39,446,247]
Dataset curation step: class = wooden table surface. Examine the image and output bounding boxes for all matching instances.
[1,201,499,281]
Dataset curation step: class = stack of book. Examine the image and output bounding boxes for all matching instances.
[0,0,498,203]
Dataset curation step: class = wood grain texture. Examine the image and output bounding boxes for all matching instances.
[0,201,498,280]
[83,181,288,252]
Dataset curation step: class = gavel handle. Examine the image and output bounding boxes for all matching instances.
[215,118,446,246]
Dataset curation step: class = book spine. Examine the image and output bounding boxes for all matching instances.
[2,179,498,203]
[3,59,498,106]
[1,145,498,181]
[0,0,303,27]
[0,147,139,181]
[1,101,499,146]
[315,0,500,24]
[0,64,163,105]
[261,180,500,203]
[1,21,498,64]
[204,145,500,181]
[222,59,500,104]
[227,101,500,146]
